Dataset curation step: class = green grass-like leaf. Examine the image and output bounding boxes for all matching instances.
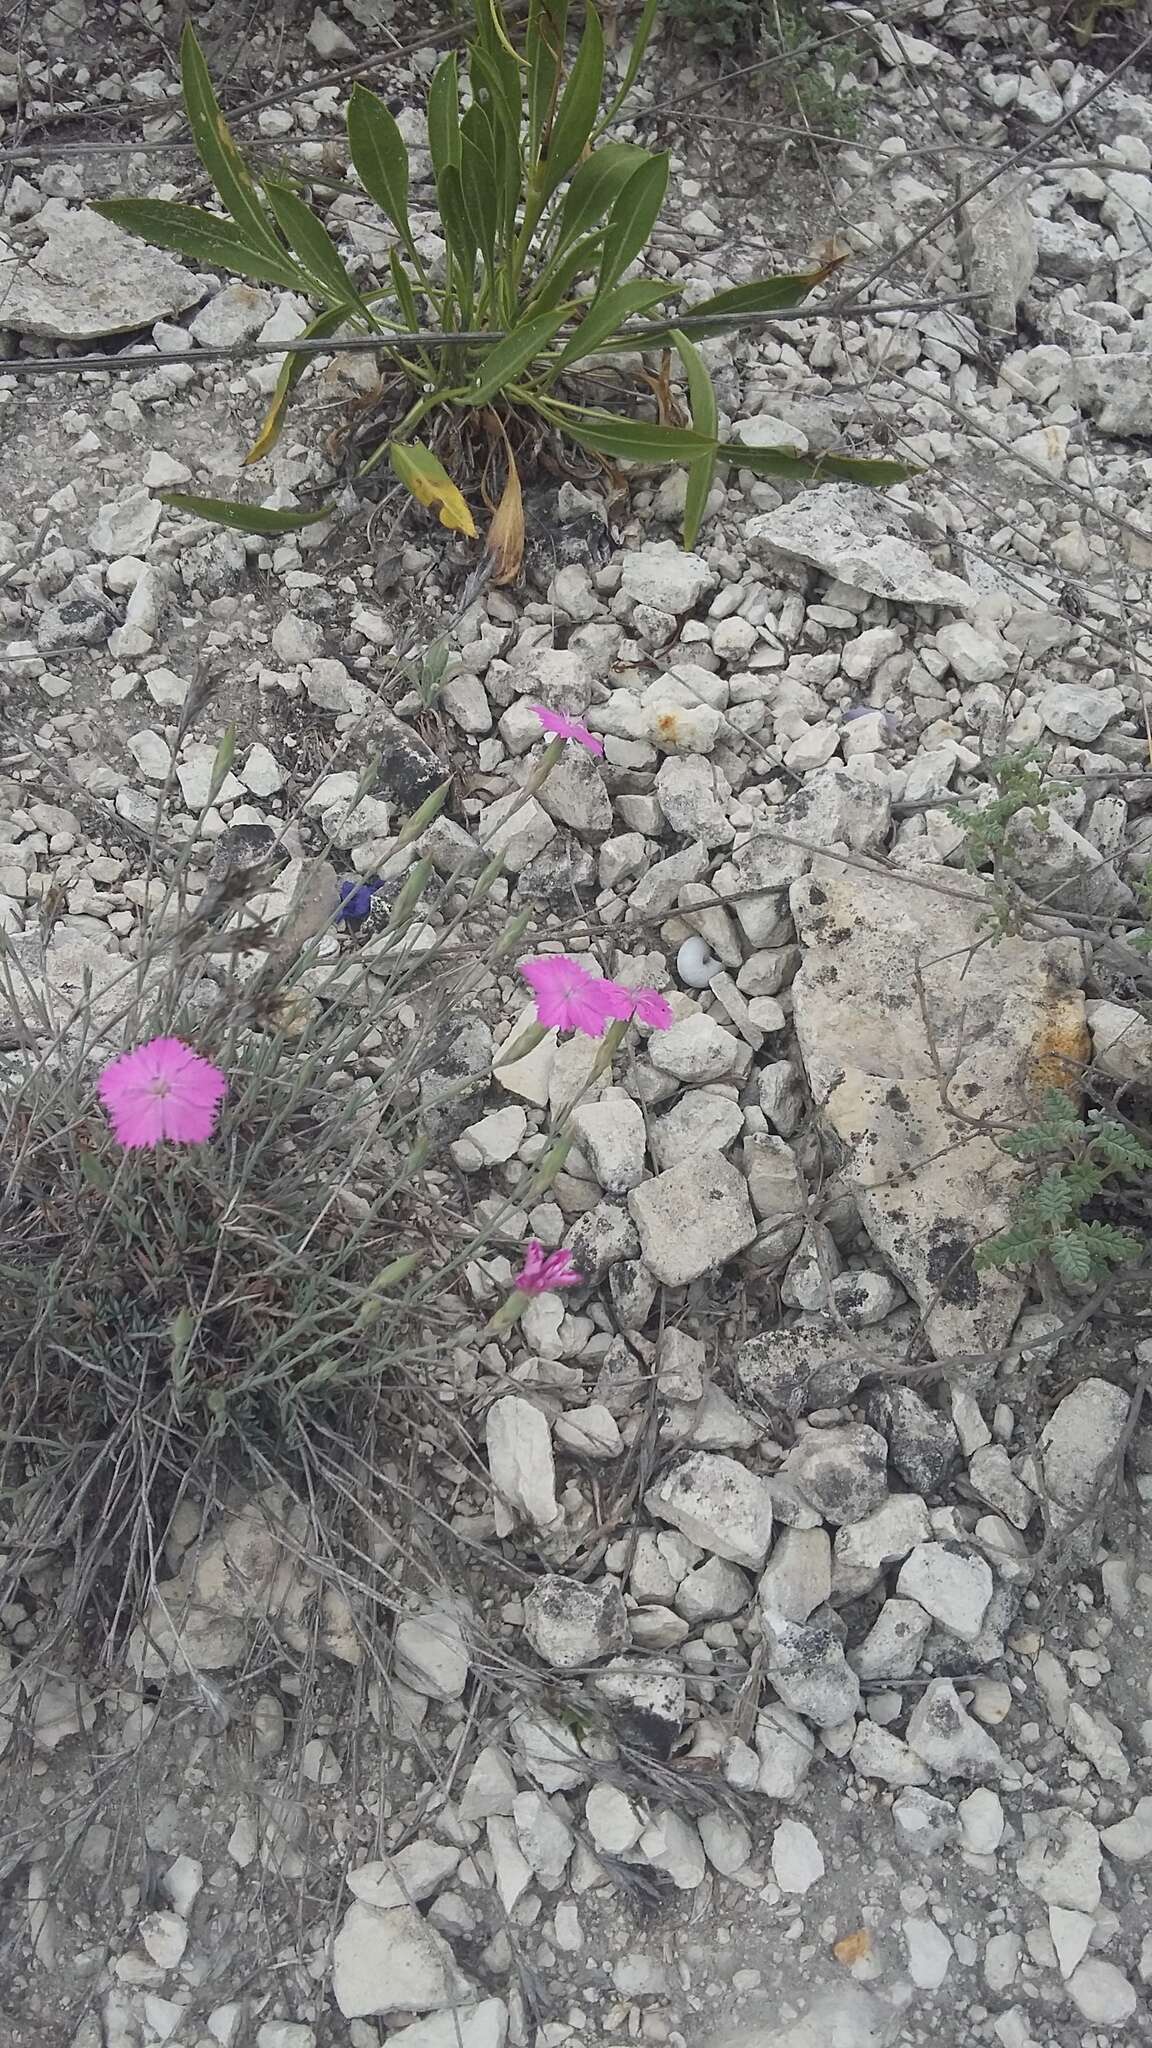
[159,493,334,533]
[526,0,570,171]
[347,85,416,257]
[538,407,719,463]
[427,51,462,178]
[672,326,719,551]
[263,179,365,309]
[92,199,307,291]
[466,307,571,404]
[597,152,670,295]
[552,279,675,370]
[244,303,349,465]
[180,22,280,257]
[536,0,604,204]
[556,142,653,247]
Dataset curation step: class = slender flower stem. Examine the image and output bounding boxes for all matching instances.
[522,735,566,792]
[586,1015,630,1083]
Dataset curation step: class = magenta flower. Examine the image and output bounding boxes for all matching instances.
[520,955,618,1037]
[595,980,675,1029]
[515,1241,582,1293]
[532,704,604,758]
[98,1036,228,1150]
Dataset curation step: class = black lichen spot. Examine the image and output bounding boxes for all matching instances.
[925,1228,980,1307]
[834,1280,868,1314]
[885,1085,912,1115]
[619,1707,679,1762]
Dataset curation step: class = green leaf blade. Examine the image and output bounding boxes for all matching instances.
[975,1228,1045,1271]
[263,181,363,308]
[1078,1220,1143,1266]
[1032,1172,1080,1225]
[470,46,522,250]
[722,444,914,488]
[427,53,462,179]
[436,162,478,318]
[527,0,569,169]
[552,278,675,370]
[347,85,415,255]
[389,246,421,334]
[159,492,334,534]
[467,307,571,404]
[676,269,828,332]
[557,142,652,248]
[597,152,669,296]
[461,102,500,286]
[90,199,306,290]
[541,407,717,464]
[527,228,608,314]
[538,1,604,203]
[672,326,719,550]
[244,303,348,465]
[594,0,660,135]
[180,23,278,255]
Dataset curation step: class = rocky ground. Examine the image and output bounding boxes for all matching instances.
[2,2,1152,2047]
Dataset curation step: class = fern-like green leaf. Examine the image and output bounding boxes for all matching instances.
[976,1227,1046,1271]
[1055,1160,1106,1205]
[1031,1172,1081,1225]
[1039,1087,1081,1126]
[1077,1220,1144,1267]
[1050,1232,1094,1285]
[1003,1123,1069,1160]
[1087,1119,1152,1173]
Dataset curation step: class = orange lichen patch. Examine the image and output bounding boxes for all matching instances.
[1027,993,1091,1105]
[833,1929,872,1968]
[656,711,683,746]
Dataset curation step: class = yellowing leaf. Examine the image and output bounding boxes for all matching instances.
[486,0,529,68]
[811,233,852,271]
[243,307,347,465]
[485,423,524,586]
[390,441,477,537]
[244,386,289,465]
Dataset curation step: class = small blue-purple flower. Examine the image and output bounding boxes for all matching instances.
[336,876,383,924]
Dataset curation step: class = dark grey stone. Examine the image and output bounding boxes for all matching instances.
[735,1325,863,1418]
[867,1384,958,1496]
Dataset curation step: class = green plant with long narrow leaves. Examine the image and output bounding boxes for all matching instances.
[92,2,907,557]
[978,1088,1152,1284]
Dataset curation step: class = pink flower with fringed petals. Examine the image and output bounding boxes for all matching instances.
[520,955,618,1037]
[515,1241,582,1294]
[98,1036,228,1149]
[531,704,604,757]
[615,985,674,1029]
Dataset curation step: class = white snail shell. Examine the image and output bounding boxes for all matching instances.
[677,934,721,988]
